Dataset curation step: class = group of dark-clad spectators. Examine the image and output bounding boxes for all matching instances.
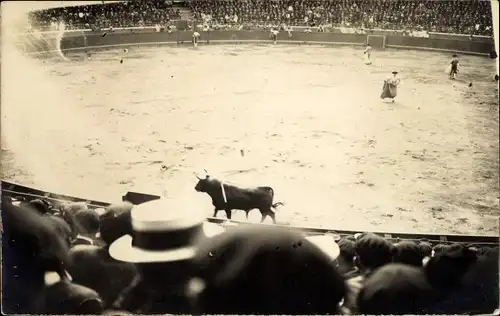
[28,1,181,31]
[2,194,499,315]
[190,0,493,35]
[27,0,493,36]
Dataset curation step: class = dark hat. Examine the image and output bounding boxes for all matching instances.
[109,199,224,263]
[2,202,70,267]
[61,202,89,217]
[393,241,425,267]
[425,243,478,290]
[452,54,458,57]
[99,202,134,246]
[392,71,399,75]
[190,226,346,314]
[73,209,100,235]
[338,236,356,260]
[432,243,450,255]
[358,263,436,314]
[28,199,51,215]
[355,232,394,270]
[419,241,433,257]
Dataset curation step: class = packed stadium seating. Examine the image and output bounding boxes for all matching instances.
[27,0,493,36]
[189,0,493,35]
[2,194,499,314]
[28,1,181,31]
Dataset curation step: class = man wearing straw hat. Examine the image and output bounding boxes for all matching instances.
[109,198,225,314]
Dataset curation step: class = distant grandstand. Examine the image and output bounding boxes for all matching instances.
[25,0,494,37]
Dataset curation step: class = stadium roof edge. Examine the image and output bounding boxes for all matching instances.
[15,1,126,12]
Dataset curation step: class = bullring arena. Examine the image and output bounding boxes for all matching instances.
[2,1,500,315]
[3,41,499,236]
[1,1,499,237]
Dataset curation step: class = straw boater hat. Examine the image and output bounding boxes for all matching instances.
[109,199,225,263]
[392,71,398,75]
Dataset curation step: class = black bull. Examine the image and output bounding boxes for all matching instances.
[194,176,284,223]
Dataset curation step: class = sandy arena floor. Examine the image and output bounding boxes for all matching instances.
[1,43,499,235]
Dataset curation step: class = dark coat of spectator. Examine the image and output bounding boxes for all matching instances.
[1,198,71,313]
[33,280,103,314]
[67,245,138,309]
[190,225,346,314]
[357,263,437,314]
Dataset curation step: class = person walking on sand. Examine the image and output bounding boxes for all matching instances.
[193,31,200,47]
[380,71,401,103]
[363,43,372,65]
[447,54,459,79]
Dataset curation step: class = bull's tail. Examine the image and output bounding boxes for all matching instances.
[272,202,284,209]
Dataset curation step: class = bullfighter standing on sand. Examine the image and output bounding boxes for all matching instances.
[380,71,401,103]
[363,43,373,65]
[270,28,279,44]
[447,54,459,79]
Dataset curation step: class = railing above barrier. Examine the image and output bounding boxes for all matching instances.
[19,27,495,56]
[2,180,499,246]
[25,26,494,43]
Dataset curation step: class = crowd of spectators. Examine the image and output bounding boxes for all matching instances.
[190,0,493,35]
[2,194,499,315]
[28,1,181,31]
[26,0,493,36]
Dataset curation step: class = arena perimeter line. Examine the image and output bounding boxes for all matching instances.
[27,40,489,57]
[2,180,498,245]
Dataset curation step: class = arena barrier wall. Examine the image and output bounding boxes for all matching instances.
[2,180,498,245]
[20,28,495,56]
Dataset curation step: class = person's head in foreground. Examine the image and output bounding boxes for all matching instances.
[354,232,394,276]
[188,225,346,315]
[99,201,134,248]
[393,240,425,267]
[336,236,357,275]
[357,263,436,315]
[424,243,478,291]
[2,199,71,314]
[108,198,225,314]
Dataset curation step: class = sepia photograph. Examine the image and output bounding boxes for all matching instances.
[1,0,499,314]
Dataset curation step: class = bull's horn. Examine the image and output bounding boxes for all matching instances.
[204,169,208,174]
[194,172,202,180]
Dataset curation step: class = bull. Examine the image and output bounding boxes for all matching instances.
[194,170,284,224]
